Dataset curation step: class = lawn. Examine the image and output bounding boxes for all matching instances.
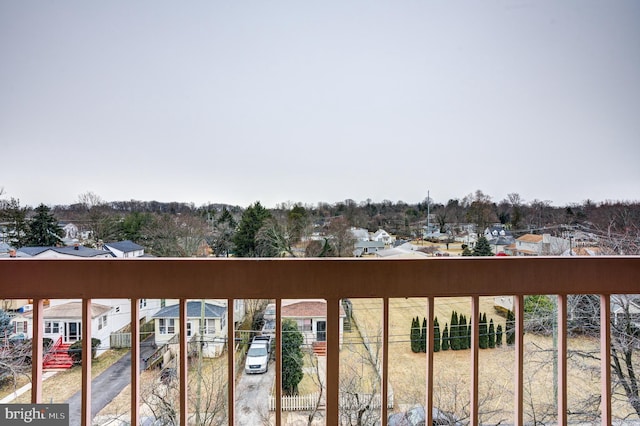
[0,349,129,404]
[350,297,635,424]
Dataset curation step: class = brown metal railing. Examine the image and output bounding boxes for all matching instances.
[1,256,639,425]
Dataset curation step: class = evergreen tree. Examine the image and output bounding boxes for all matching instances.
[232,201,272,257]
[467,322,472,349]
[496,324,503,347]
[433,317,441,352]
[0,309,13,338]
[420,317,427,352]
[450,311,459,350]
[488,319,496,348]
[459,315,468,350]
[472,235,494,256]
[0,198,29,247]
[410,317,420,353]
[506,310,516,345]
[479,312,488,349]
[441,324,450,351]
[282,319,304,395]
[25,204,63,246]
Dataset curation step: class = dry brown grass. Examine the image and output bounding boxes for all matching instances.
[349,297,630,424]
[0,349,128,404]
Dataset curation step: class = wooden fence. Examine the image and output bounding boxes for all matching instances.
[269,391,393,412]
[269,392,320,411]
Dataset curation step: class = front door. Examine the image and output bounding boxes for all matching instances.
[65,322,82,343]
[316,321,326,342]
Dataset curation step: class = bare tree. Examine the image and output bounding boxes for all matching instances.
[140,359,228,425]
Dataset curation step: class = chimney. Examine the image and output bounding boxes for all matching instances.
[9,249,16,258]
[74,243,79,250]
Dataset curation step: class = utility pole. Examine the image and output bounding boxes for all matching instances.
[426,190,430,244]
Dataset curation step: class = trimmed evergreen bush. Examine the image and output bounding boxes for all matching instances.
[420,318,427,352]
[488,319,496,348]
[450,312,460,350]
[68,338,101,364]
[410,316,421,353]
[434,317,441,352]
[441,324,450,351]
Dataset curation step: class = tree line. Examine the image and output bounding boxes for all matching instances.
[2,189,638,256]
[410,311,514,353]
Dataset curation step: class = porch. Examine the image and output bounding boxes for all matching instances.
[1,256,638,425]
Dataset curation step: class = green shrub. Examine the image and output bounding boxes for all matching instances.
[68,338,101,364]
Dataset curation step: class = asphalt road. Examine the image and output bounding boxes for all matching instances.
[65,341,157,426]
[235,359,275,425]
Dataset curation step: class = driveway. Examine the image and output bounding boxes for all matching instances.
[235,359,275,425]
[66,338,157,426]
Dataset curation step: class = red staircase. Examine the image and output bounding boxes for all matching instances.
[312,341,326,357]
[43,337,74,370]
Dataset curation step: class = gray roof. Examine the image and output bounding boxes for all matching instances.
[153,301,226,319]
[104,240,144,253]
[18,246,114,258]
[0,242,14,253]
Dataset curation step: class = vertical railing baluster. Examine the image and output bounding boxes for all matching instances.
[81,299,92,426]
[381,298,389,424]
[327,298,340,425]
[557,294,567,425]
[600,294,611,426]
[275,298,282,426]
[514,295,524,425]
[227,298,235,426]
[179,299,188,425]
[130,299,140,426]
[425,297,434,426]
[31,298,44,403]
[470,295,479,426]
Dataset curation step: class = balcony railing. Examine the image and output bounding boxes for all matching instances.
[1,256,639,425]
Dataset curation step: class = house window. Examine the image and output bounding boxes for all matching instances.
[159,318,175,335]
[187,322,192,337]
[98,315,108,330]
[115,306,120,313]
[14,321,27,334]
[220,316,226,331]
[297,319,312,332]
[203,319,216,334]
[140,299,147,308]
[44,321,60,334]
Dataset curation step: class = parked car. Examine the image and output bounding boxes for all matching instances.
[244,336,272,374]
[263,303,276,321]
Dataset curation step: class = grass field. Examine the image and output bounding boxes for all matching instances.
[350,297,636,424]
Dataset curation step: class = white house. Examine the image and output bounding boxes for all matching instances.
[17,245,113,259]
[371,229,393,245]
[103,240,145,258]
[504,234,571,256]
[16,302,112,356]
[152,301,228,358]
[14,298,162,356]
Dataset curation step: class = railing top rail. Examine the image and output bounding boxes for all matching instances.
[1,256,638,299]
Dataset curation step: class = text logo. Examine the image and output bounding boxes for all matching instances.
[0,404,68,425]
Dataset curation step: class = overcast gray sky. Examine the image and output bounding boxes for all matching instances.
[1,1,639,209]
